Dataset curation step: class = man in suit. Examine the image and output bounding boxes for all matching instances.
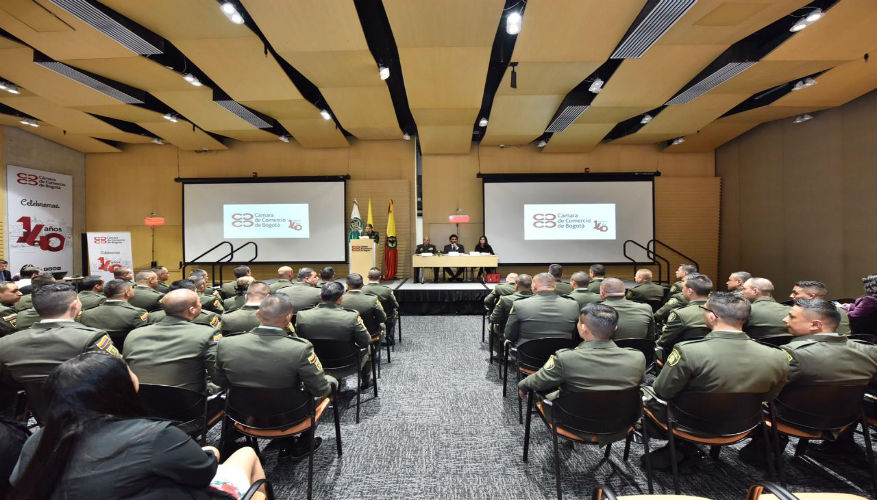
[414,237,439,283]
[627,269,665,304]
[742,277,790,338]
[788,280,851,334]
[600,278,655,340]
[276,268,322,315]
[0,261,11,282]
[587,264,606,293]
[549,264,571,295]
[566,272,601,309]
[443,234,465,281]
[505,273,579,347]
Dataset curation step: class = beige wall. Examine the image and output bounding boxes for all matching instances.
[717,90,877,298]
[422,143,720,283]
[86,139,416,281]
[0,126,86,273]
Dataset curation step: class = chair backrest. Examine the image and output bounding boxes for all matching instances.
[516,337,579,371]
[23,381,48,424]
[774,383,867,431]
[756,335,794,348]
[646,298,663,313]
[308,339,361,372]
[613,338,656,367]
[670,392,766,436]
[849,314,877,335]
[552,388,642,436]
[225,386,313,430]
[850,333,876,344]
[138,384,206,422]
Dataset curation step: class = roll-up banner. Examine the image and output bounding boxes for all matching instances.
[86,232,134,283]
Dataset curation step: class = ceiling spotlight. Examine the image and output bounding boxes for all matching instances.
[803,77,817,87]
[220,2,235,14]
[790,20,807,32]
[640,113,652,124]
[537,140,547,148]
[162,113,178,123]
[183,73,202,87]
[588,78,604,93]
[479,117,488,127]
[220,2,244,24]
[19,119,38,127]
[791,80,805,91]
[805,8,824,23]
[671,137,685,145]
[793,114,813,123]
[230,13,244,24]
[379,65,390,80]
[278,134,290,143]
[506,11,522,35]
[1,82,20,94]
[320,109,331,120]
[402,133,411,141]
[152,137,164,145]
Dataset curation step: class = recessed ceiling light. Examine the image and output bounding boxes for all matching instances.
[671,137,685,145]
[320,109,332,120]
[506,11,522,35]
[7,85,20,95]
[152,137,164,144]
[19,119,38,127]
[278,134,290,143]
[640,113,652,124]
[793,114,813,123]
[183,73,202,87]
[220,2,236,14]
[790,21,807,32]
[588,78,604,93]
[402,133,411,141]
[537,140,547,148]
[479,117,488,127]
[379,65,390,80]
[162,113,178,123]
[220,2,244,24]
[805,8,823,23]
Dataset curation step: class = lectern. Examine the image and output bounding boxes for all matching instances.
[349,237,376,278]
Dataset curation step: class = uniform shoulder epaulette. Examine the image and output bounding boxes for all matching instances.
[341,306,360,314]
[786,339,819,349]
[676,337,710,348]
[559,294,576,301]
[290,336,311,344]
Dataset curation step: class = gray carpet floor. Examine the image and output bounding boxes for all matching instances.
[208,315,875,500]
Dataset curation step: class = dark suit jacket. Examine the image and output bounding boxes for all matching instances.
[0,270,12,282]
[443,243,465,253]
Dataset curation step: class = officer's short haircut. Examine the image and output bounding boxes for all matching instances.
[684,273,713,296]
[31,275,55,290]
[163,289,199,317]
[532,272,556,290]
[0,281,15,293]
[277,266,293,278]
[79,275,103,292]
[589,264,606,277]
[863,274,877,296]
[679,264,698,275]
[235,276,254,292]
[636,269,653,281]
[320,266,335,281]
[731,271,751,283]
[246,281,270,299]
[706,292,750,326]
[134,270,155,283]
[190,276,206,289]
[795,299,840,330]
[600,278,626,296]
[168,279,196,292]
[33,283,77,318]
[548,264,563,278]
[505,273,518,283]
[516,274,533,291]
[367,267,382,281]
[259,294,294,323]
[579,303,618,340]
[346,273,364,289]
[104,279,132,299]
[113,267,132,279]
[795,280,828,298]
[20,266,40,279]
[320,281,345,302]
[151,266,167,274]
[570,272,590,287]
[231,265,250,279]
[297,267,315,281]
[747,277,774,295]
[189,268,207,278]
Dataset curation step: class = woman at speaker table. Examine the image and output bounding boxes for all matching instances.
[474,235,496,280]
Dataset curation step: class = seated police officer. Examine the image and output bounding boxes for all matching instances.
[223,276,254,313]
[364,267,399,345]
[128,270,164,312]
[0,282,23,336]
[655,273,712,356]
[14,275,56,331]
[317,266,335,287]
[586,264,607,294]
[79,279,148,351]
[505,273,579,347]
[742,277,790,338]
[600,278,655,340]
[549,264,571,295]
[77,275,106,311]
[789,280,851,334]
[414,236,439,283]
[342,273,386,340]
[220,265,251,299]
[147,279,222,329]
[276,268,322,315]
[627,269,665,303]
[270,266,295,293]
[152,266,171,293]
[221,281,277,336]
[565,271,601,309]
[484,273,517,312]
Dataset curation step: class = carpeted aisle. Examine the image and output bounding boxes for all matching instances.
[209,315,874,500]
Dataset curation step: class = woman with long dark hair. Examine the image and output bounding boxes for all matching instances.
[473,235,496,280]
[10,352,265,500]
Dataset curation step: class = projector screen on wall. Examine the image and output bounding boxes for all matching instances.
[483,174,655,264]
[183,179,346,263]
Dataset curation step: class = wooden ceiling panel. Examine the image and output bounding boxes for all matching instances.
[764,0,877,62]
[495,62,600,96]
[151,88,267,132]
[0,35,23,50]
[710,60,842,94]
[320,87,400,140]
[643,93,749,135]
[276,50,385,89]
[661,119,759,152]
[241,0,368,53]
[773,51,877,107]
[138,121,227,151]
[400,47,492,109]
[71,104,165,123]
[277,118,349,149]
[92,131,156,144]
[612,131,681,145]
[482,95,564,142]
[101,0,251,41]
[416,125,474,154]
[210,128,278,142]
[480,134,541,147]
[593,44,726,108]
[0,95,122,134]
[411,108,479,126]
[511,0,645,62]
[383,0,504,48]
[62,56,192,92]
[542,123,616,153]
[240,99,318,120]
[721,104,831,123]
[658,0,811,45]
[0,115,122,152]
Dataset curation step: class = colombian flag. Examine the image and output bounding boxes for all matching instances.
[384,199,397,279]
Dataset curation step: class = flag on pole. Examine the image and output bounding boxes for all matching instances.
[384,199,398,279]
[366,198,374,227]
[348,199,363,241]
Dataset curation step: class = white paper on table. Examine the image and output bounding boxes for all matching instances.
[447,251,460,256]
[420,252,434,256]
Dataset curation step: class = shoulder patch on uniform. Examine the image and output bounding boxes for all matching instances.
[780,347,795,363]
[95,334,113,350]
[139,312,149,321]
[3,313,17,322]
[209,316,220,327]
[212,332,223,342]
[667,311,678,322]
[543,355,556,370]
[307,351,317,364]
[356,316,366,326]
[213,300,222,308]
[666,348,681,366]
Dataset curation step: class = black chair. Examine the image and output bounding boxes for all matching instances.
[767,383,876,495]
[614,338,656,372]
[524,388,650,500]
[220,386,341,500]
[851,333,876,344]
[241,478,275,500]
[309,339,377,424]
[503,337,578,423]
[482,303,490,343]
[138,384,222,445]
[756,335,794,348]
[646,299,664,314]
[642,390,775,495]
[744,480,871,500]
[23,381,49,426]
[850,315,877,335]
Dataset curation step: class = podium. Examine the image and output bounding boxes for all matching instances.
[349,238,376,278]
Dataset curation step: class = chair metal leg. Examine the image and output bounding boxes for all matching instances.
[642,416,654,494]
[709,445,720,460]
[481,310,486,343]
[623,432,632,461]
[794,438,808,458]
[333,393,342,457]
[516,367,524,425]
[502,346,509,397]
[603,442,612,459]
[307,425,315,500]
[666,408,680,495]
[860,418,877,498]
[372,359,378,398]
[397,314,402,344]
[489,331,494,365]
[553,425,563,500]
[523,392,534,462]
[355,368,361,424]
[760,425,776,481]
[768,403,785,486]
[375,344,381,378]
[386,339,391,364]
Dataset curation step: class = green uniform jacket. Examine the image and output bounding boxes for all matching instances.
[601,297,656,340]
[490,290,533,334]
[518,339,646,444]
[269,279,293,293]
[341,290,386,336]
[221,304,259,336]
[198,292,225,314]
[78,290,106,311]
[656,299,709,351]
[554,281,572,296]
[222,295,246,313]
[277,282,322,315]
[587,278,605,294]
[414,243,437,254]
[13,308,40,331]
[505,291,579,346]
[148,309,222,330]
[654,292,689,323]
[627,282,665,303]
[781,333,877,384]
[123,316,221,393]
[746,297,790,338]
[129,285,164,312]
[837,307,851,335]
[670,280,684,295]
[14,295,32,312]
[295,303,371,349]
[156,281,170,293]
[566,289,602,310]
[220,281,238,299]
[0,305,18,336]
[484,282,515,311]
[0,319,119,386]
[79,300,149,350]
[363,282,399,315]
[214,326,332,395]
[653,330,789,402]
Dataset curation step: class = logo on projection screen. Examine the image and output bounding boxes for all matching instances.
[523,204,616,240]
[223,204,310,239]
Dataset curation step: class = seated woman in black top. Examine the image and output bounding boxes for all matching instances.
[10,352,266,500]
[473,235,496,279]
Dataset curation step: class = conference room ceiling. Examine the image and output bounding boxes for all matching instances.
[0,0,872,154]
